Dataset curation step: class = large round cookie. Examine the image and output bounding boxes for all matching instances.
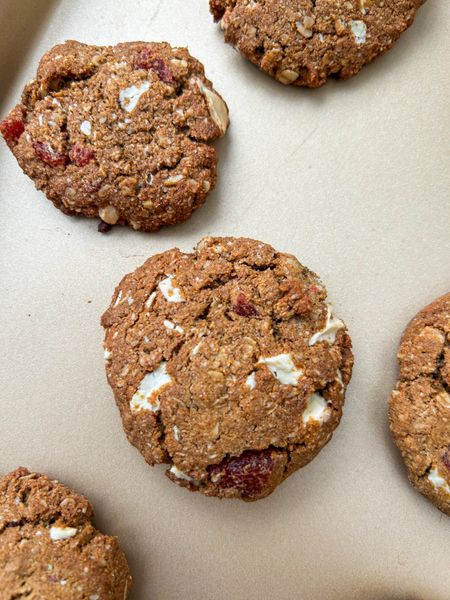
[210,0,425,87]
[101,237,353,501]
[0,40,229,232]
[0,468,131,598]
[389,293,450,516]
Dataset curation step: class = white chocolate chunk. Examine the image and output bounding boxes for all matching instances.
[163,319,184,334]
[169,465,198,485]
[193,77,229,136]
[173,425,180,441]
[119,81,150,113]
[145,291,157,308]
[164,174,184,186]
[113,290,123,307]
[302,393,330,424]
[130,362,172,413]
[104,349,112,361]
[80,120,91,136]
[428,468,450,495]
[50,526,78,541]
[257,353,303,385]
[245,372,256,389]
[350,20,367,44]
[309,305,344,346]
[158,275,185,303]
[171,58,188,68]
[191,342,202,356]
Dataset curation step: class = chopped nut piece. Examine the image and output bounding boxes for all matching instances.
[276,69,299,85]
[194,77,229,136]
[335,18,346,35]
[99,205,119,225]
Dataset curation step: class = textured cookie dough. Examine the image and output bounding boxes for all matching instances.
[389,293,450,516]
[0,468,131,598]
[0,40,229,232]
[210,0,426,87]
[102,237,353,501]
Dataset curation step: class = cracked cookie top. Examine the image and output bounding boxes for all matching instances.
[101,237,353,501]
[0,468,131,598]
[210,0,425,87]
[389,293,450,516]
[0,40,229,232]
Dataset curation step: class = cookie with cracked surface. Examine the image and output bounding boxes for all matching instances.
[0,40,229,232]
[0,468,132,599]
[209,0,426,87]
[389,293,450,516]
[101,236,353,501]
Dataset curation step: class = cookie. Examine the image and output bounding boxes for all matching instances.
[389,293,450,516]
[0,40,229,232]
[0,468,132,598]
[101,237,353,501]
[210,0,425,87]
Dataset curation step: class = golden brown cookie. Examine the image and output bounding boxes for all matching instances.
[101,237,353,501]
[389,293,450,516]
[0,40,229,232]
[210,0,426,87]
[0,468,132,598]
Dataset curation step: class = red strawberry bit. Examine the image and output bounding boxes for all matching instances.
[134,48,154,69]
[98,219,112,233]
[309,284,321,293]
[443,448,450,472]
[233,292,259,317]
[33,140,68,166]
[209,449,275,498]
[0,116,25,145]
[69,145,95,166]
[134,49,174,84]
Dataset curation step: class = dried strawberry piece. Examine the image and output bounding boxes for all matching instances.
[443,448,450,472]
[309,284,321,293]
[0,116,25,146]
[134,48,154,69]
[98,219,112,233]
[209,449,275,498]
[134,49,174,84]
[33,140,68,166]
[69,145,95,166]
[233,292,259,317]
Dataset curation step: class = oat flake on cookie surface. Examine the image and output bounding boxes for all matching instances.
[389,292,450,516]
[0,468,131,598]
[209,0,426,87]
[101,237,353,501]
[0,40,229,232]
